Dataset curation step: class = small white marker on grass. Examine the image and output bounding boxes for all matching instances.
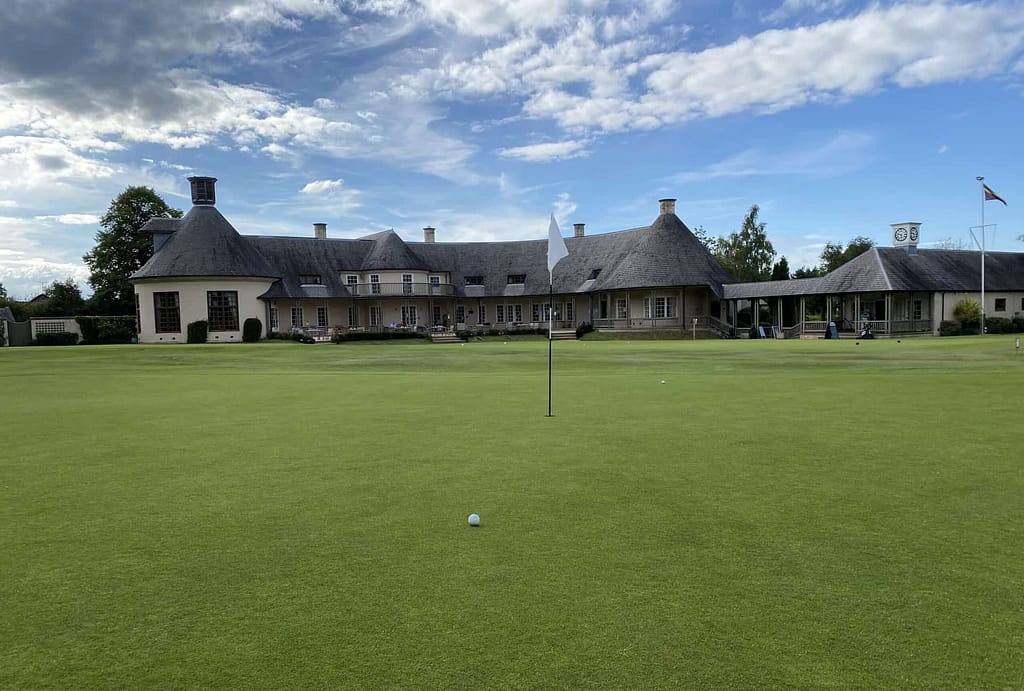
[468,513,480,527]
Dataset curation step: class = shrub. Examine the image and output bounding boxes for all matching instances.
[75,316,135,344]
[953,298,980,324]
[331,330,424,344]
[243,318,262,343]
[939,320,961,337]
[187,320,208,344]
[575,321,594,339]
[33,332,79,346]
[0,320,5,347]
[984,317,1015,334]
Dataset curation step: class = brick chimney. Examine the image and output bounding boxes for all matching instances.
[573,223,585,238]
[314,222,327,240]
[423,226,436,243]
[658,198,676,215]
[188,176,217,205]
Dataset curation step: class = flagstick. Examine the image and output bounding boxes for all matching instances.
[547,278,553,417]
[978,176,986,336]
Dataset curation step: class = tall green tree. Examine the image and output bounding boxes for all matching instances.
[692,224,718,254]
[715,205,776,282]
[0,281,6,299]
[793,266,822,279]
[84,186,182,314]
[32,278,85,317]
[771,256,790,281]
[819,236,875,273]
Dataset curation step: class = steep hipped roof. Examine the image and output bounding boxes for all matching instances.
[132,205,279,280]
[249,236,374,299]
[360,230,427,271]
[723,247,1024,299]
[597,212,735,295]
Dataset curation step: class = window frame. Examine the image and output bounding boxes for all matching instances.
[207,290,239,332]
[153,291,181,333]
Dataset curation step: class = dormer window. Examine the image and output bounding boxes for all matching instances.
[465,275,484,285]
[507,274,526,284]
[588,269,601,280]
[300,274,322,285]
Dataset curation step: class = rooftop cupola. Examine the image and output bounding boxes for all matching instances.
[188,176,217,206]
[424,226,436,243]
[659,198,676,215]
[314,222,327,239]
[574,223,585,238]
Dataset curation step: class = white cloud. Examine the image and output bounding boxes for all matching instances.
[301,179,346,194]
[33,214,100,225]
[762,0,846,23]
[0,200,16,208]
[401,2,1024,137]
[498,139,590,162]
[938,144,950,154]
[418,0,609,37]
[0,136,117,191]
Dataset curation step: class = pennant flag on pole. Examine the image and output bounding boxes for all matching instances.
[983,184,1007,205]
[547,214,568,278]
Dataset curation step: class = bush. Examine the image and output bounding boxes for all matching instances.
[332,330,424,343]
[984,317,1015,334]
[575,321,594,339]
[953,298,980,324]
[938,320,961,337]
[243,318,262,343]
[33,332,79,346]
[75,316,136,344]
[187,320,208,344]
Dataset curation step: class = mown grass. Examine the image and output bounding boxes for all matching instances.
[1,337,1022,689]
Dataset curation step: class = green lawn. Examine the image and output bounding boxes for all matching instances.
[1,337,1022,689]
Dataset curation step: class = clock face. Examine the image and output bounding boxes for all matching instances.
[895,228,908,242]
[909,227,919,242]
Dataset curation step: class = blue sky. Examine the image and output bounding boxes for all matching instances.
[1,0,1022,298]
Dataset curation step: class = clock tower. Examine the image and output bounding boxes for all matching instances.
[891,222,920,248]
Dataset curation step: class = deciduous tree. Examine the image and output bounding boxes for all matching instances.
[84,187,181,315]
[33,278,85,317]
[715,205,776,282]
[819,236,875,273]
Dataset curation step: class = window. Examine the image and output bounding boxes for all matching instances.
[478,305,486,324]
[589,268,601,280]
[564,301,573,322]
[995,298,1006,312]
[317,306,328,328]
[507,274,525,284]
[615,298,627,319]
[369,306,382,327]
[433,305,442,325]
[348,306,359,327]
[291,306,303,328]
[912,300,922,320]
[535,303,551,321]
[429,275,441,285]
[370,274,380,294]
[402,274,413,295]
[496,305,505,323]
[465,275,484,285]
[207,291,239,331]
[456,305,465,323]
[135,294,141,335]
[401,305,417,326]
[154,292,180,333]
[300,274,322,285]
[512,304,523,323]
[346,275,358,286]
[532,304,540,322]
[643,297,675,319]
[270,304,279,331]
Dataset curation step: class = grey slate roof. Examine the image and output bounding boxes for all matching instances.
[0,306,15,322]
[360,230,427,271]
[723,247,1024,299]
[132,206,279,281]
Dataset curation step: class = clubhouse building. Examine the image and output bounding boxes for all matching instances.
[128,176,1024,343]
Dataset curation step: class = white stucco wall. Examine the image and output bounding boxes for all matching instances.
[135,277,275,343]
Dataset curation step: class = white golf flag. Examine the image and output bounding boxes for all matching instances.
[547,213,568,278]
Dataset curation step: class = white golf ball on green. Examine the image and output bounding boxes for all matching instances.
[468,513,480,527]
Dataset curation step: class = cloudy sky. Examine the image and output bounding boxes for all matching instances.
[2,0,1023,297]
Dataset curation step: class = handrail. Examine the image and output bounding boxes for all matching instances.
[353,282,455,297]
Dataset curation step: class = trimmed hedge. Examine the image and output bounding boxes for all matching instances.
[76,316,137,344]
[33,332,79,346]
[187,320,208,344]
[575,321,594,338]
[332,331,425,343]
[242,318,262,343]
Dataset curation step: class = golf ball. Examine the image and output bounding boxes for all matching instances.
[468,513,480,527]
[660,380,666,384]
